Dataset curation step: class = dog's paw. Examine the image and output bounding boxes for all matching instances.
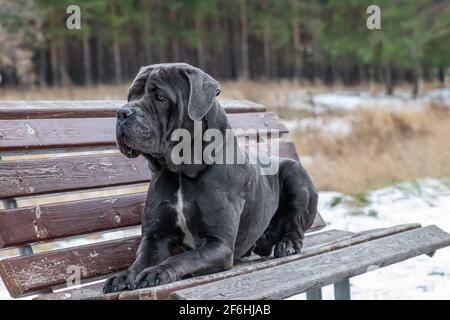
[274,239,302,258]
[133,265,177,290]
[253,233,273,257]
[103,269,137,293]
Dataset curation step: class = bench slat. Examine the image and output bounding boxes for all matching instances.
[34,224,421,300]
[33,229,355,300]
[0,137,299,199]
[169,225,450,300]
[0,214,327,298]
[0,191,324,249]
[119,223,421,300]
[0,112,287,152]
[0,236,141,298]
[0,153,149,199]
[0,192,146,249]
[0,100,265,119]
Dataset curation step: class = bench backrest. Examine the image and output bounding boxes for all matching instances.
[0,100,325,298]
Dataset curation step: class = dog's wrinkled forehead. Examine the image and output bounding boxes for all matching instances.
[128,63,221,121]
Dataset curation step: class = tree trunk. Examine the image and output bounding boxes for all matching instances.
[142,0,153,65]
[263,25,271,79]
[438,67,445,86]
[113,40,122,84]
[49,13,59,86]
[411,66,422,98]
[38,47,47,87]
[96,35,105,83]
[290,0,302,80]
[59,37,71,86]
[385,65,394,95]
[82,33,93,85]
[239,0,250,79]
[169,7,180,61]
[195,14,206,70]
[111,3,122,84]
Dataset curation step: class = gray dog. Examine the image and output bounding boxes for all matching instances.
[103,63,317,293]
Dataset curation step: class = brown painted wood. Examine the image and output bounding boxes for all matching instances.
[0,153,150,198]
[0,112,286,152]
[33,229,354,300]
[0,192,146,249]
[0,236,141,298]
[0,187,325,249]
[34,282,120,300]
[0,100,265,120]
[1,217,329,298]
[0,138,296,199]
[32,224,421,300]
[169,225,450,300]
[119,224,422,300]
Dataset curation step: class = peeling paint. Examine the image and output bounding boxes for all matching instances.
[33,220,48,239]
[35,205,42,219]
[89,251,99,258]
[25,124,35,135]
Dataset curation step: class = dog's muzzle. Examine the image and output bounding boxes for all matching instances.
[116,106,140,158]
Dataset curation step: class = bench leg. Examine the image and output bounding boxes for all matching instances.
[306,288,323,300]
[334,278,351,300]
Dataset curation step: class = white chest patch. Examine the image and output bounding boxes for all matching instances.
[175,176,196,249]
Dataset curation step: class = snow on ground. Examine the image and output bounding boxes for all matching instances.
[290,178,450,300]
[1,179,449,300]
[284,117,353,137]
[271,87,450,113]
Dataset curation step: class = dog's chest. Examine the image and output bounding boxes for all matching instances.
[172,176,196,249]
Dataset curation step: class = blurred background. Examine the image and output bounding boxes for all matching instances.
[1,0,450,299]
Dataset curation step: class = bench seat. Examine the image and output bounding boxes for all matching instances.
[1,100,449,300]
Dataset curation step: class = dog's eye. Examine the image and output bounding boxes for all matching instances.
[155,94,168,103]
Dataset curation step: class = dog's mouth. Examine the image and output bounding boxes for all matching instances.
[116,134,140,159]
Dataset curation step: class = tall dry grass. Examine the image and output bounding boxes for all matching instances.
[293,106,450,196]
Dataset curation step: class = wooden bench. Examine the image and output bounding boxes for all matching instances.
[0,100,449,300]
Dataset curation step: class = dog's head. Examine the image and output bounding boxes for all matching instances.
[116,63,221,172]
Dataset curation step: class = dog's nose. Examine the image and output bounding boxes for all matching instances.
[117,107,134,121]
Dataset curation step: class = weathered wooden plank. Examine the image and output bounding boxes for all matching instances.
[0,100,265,119]
[0,153,150,198]
[169,225,450,300]
[0,192,146,249]
[34,282,121,300]
[33,229,354,300]
[1,221,329,299]
[0,113,286,152]
[0,189,325,249]
[0,236,141,298]
[118,224,421,300]
[0,139,298,199]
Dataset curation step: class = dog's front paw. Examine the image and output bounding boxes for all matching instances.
[274,239,302,258]
[103,269,136,293]
[133,265,177,289]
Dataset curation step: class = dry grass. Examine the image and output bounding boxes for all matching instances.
[292,106,450,196]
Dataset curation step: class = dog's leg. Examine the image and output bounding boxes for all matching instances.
[255,159,317,258]
[133,238,233,289]
[103,234,171,293]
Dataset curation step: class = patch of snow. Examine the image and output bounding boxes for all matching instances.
[295,178,450,300]
[273,87,450,113]
[283,117,353,136]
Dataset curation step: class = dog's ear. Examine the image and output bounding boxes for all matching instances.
[127,65,154,102]
[184,68,221,121]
